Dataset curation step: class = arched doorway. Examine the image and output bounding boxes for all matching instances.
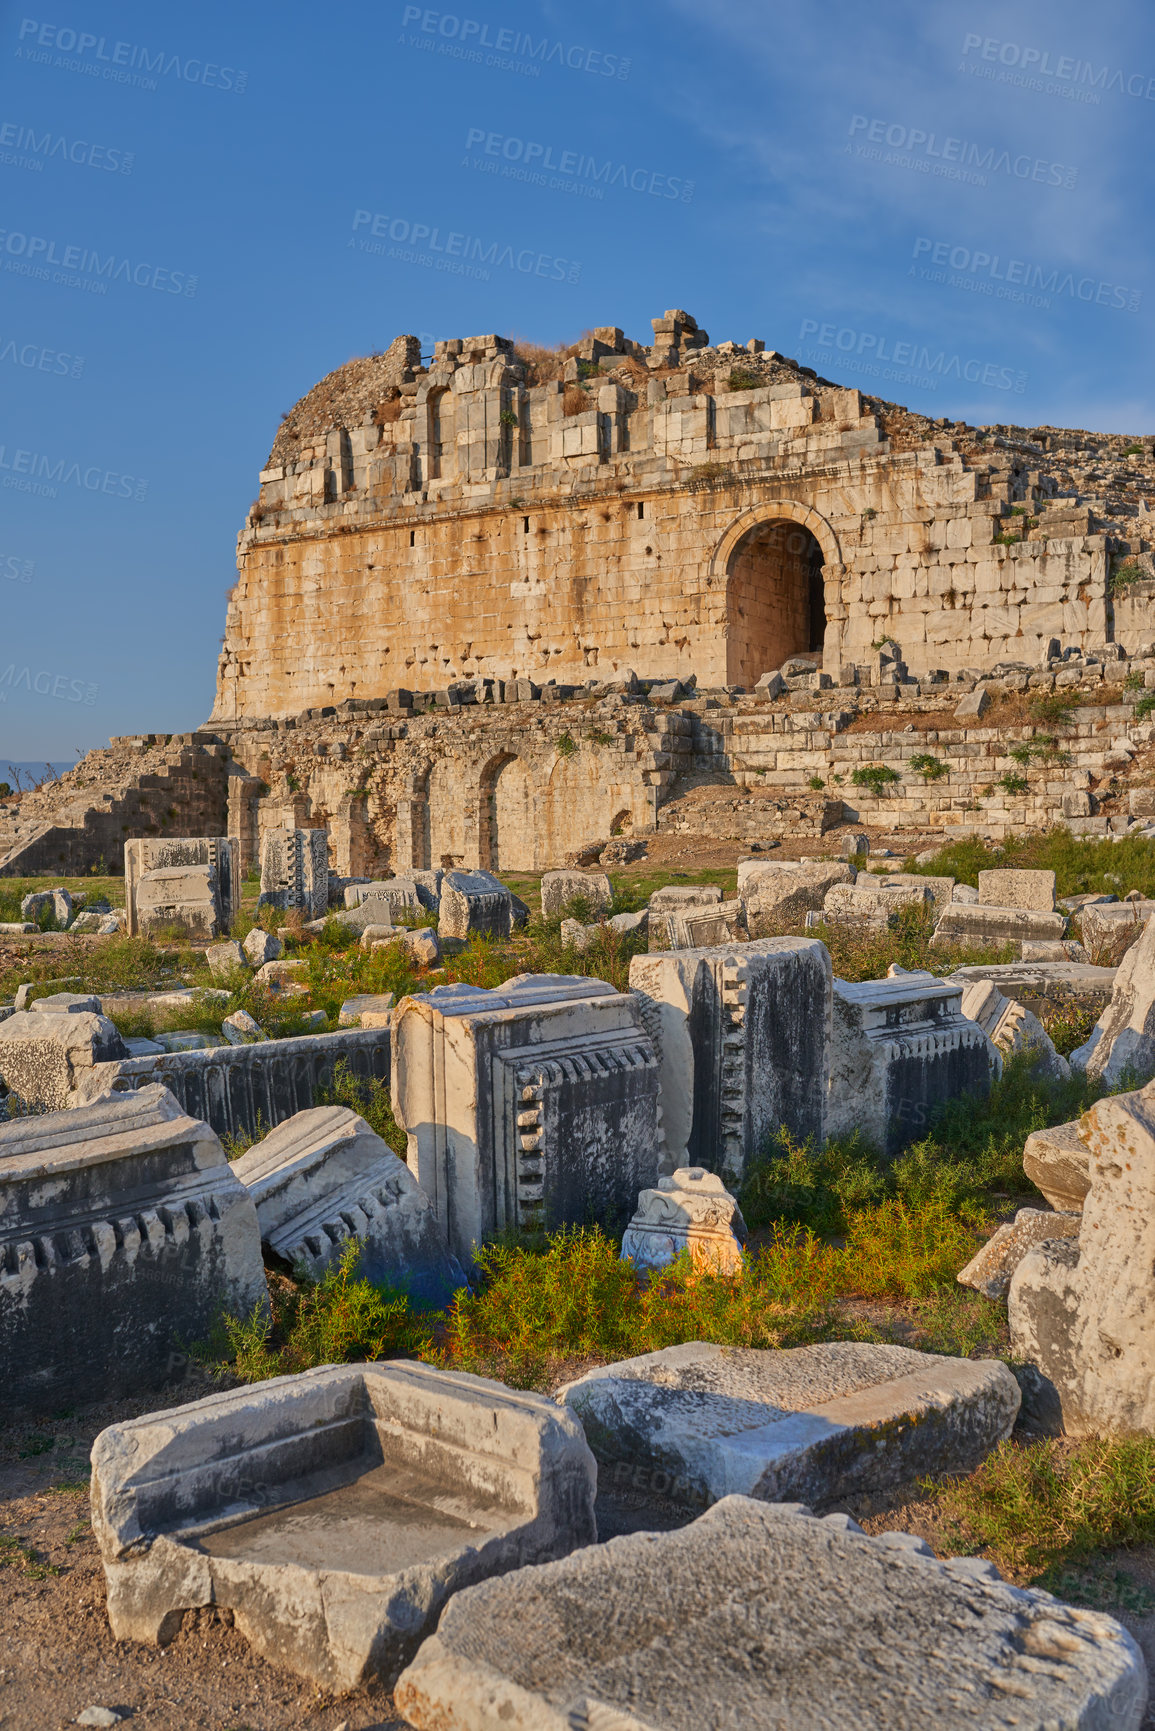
[725,518,826,687]
[481,754,535,871]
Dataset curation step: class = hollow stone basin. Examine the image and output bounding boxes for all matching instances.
[91,1362,597,1690]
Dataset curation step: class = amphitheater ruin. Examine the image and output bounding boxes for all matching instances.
[3,304,1155,876]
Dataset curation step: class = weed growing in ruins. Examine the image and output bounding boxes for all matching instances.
[934,1436,1155,1587]
[998,773,1029,796]
[850,764,901,791]
[1108,559,1147,595]
[1028,691,1076,726]
[909,828,1155,900]
[808,776,825,790]
[909,754,946,780]
[1134,692,1155,720]
[313,1059,406,1156]
[555,731,577,758]
[726,369,758,391]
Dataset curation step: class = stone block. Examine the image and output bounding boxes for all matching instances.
[337,993,395,1027]
[978,868,1056,911]
[741,863,853,934]
[233,1104,465,1306]
[34,991,101,1013]
[438,870,513,942]
[1023,1119,1092,1211]
[650,897,747,951]
[221,1009,265,1045]
[560,917,599,954]
[125,838,240,939]
[0,1085,267,1414]
[540,870,612,921]
[258,828,329,920]
[648,884,723,910]
[86,1025,391,1145]
[253,958,308,991]
[21,886,73,925]
[206,940,246,980]
[932,904,1067,947]
[958,1207,1081,1299]
[828,973,990,1156]
[395,1495,1146,1731]
[1010,1079,1155,1435]
[344,877,421,921]
[1080,900,1155,958]
[607,908,648,936]
[0,1009,127,1112]
[559,1338,1019,1510]
[629,938,831,1181]
[954,684,991,718]
[133,865,220,941]
[873,872,955,907]
[621,1166,745,1275]
[91,1362,597,1691]
[400,926,441,967]
[241,927,283,967]
[1071,913,1155,1083]
[359,922,395,948]
[958,980,1070,1082]
[392,975,660,1263]
[822,883,933,928]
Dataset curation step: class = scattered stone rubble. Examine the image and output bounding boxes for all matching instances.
[0,1085,267,1414]
[958,1208,1081,1301]
[90,1362,597,1690]
[396,1496,1147,1731]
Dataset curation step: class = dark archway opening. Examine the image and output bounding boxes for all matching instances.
[725,520,826,687]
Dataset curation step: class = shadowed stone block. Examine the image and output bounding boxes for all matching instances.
[259,827,329,919]
[0,1008,127,1112]
[621,1166,745,1275]
[344,878,421,920]
[438,870,513,941]
[233,1104,466,1307]
[959,979,1070,1082]
[828,972,990,1155]
[125,838,240,939]
[82,1025,391,1145]
[1010,1079,1155,1435]
[629,938,830,1182]
[392,975,660,1264]
[558,1339,1020,1511]
[0,1085,266,1414]
[742,863,854,934]
[822,882,933,928]
[91,1363,597,1692]
[540,870,612,921]
[395,1496,1146,1731]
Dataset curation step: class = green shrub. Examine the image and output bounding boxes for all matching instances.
[555,731,576,758]
[909,753,946,781]
[851,763,901,791]
[314,1059,406,1155]
[998,772,1029,795]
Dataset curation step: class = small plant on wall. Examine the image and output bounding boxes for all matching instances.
[910,754,947,781]
[851,764,901,792]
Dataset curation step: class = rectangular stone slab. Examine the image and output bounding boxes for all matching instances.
[91,1362,597,1692]
[978,868,1056,911]
[395,1495,1146,1731]
[558,1339,1020,1509]
[932,905,1067,946]
[0,1085,266,1414]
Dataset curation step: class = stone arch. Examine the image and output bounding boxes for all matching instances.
[480,752,536,872]
[711,503,843,685]
[427,756,466,868]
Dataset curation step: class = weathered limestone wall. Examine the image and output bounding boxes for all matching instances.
[211,311,1153,723]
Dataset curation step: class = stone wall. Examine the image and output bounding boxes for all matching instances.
[209,309,1154,721]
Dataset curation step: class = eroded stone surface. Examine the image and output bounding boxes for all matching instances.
[395,1496,1146,1731]
[958,1208,1081,1300]
[1023,1119,1092,1211]
[540,870,612,921]
[0,1085,266,1413]
[1010,1080,1155,1435]
[1071,914,1155,1085]
[558,1339,1020,1509]
[0,1008,127,1111]
[978,869,1056,911]
[439,870,513,941]
[91,1362,597,1693]
[233,1104,465,1306]
[620,1167,745,1275]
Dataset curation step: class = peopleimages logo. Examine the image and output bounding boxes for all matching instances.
[399,7,630,79]
[350,210,581,283]
[463,129,693,202]
[798,320,1027,394]
[961,34,1155,103]
[846,115,1077,189]
[0,228,197,296]
[0,119,134,173]
[0,443,148,500]
[0,337,85,376]
[14,19,247,92]
[0,664,97,704]
[911,238,1141,313]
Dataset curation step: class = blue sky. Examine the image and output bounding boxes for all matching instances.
[1,0,1152,757]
